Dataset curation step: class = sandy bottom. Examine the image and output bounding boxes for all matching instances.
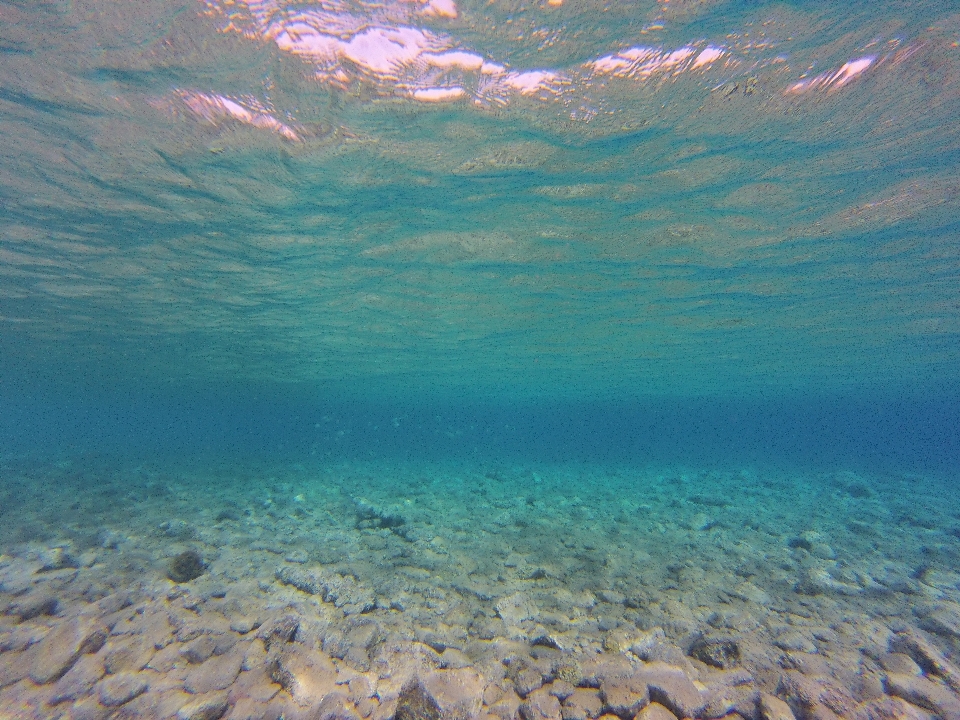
[2,457,960,720]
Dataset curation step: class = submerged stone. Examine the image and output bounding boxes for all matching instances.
[395,679,442,720]
[690,636,741,669]
[169,550,206,583]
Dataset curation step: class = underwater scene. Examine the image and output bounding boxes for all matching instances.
[2,0,960,718]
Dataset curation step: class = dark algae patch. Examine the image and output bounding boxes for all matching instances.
[168,549,205,582]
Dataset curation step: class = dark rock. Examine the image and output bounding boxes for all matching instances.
[396,679,442,720]
[690,636,741,669]
[168,550,206,583]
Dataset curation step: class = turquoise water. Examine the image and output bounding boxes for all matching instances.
[1,0,960,718]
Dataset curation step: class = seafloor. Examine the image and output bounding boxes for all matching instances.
[2,457,960,720]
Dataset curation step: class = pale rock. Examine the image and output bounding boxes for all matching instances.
[0,622,47,653]
[441,647,474,670]
[545,680,575,701]
[639,663,706,719]
[229,616,260,635]
[851,696,933,720]
[317,691,363,720]
[629,628,667,660]
[580,654,636,686]
[49,653,105,704]
[890,629,960,694]
[879,654,923,676]
[700,684,747,719]
[561,688,603,720]
[101,634,157,674]
[496,592,539,626]
[349,675,375,703]
[759,692,797,720]
[884,672,960,719]
[599,674,649,717]
[269,644,338,707]
[357,696,381,718]
[226,697,282,720]
[919,605,960,642]
[11,591,59,620]
[184,647,244,693]
[181,634,219,664]
[177,690,230,720]
[98,671,149,706]
[773,630,818,654]
[777,671,856,719]
[513,664,546,698]
[521,687,562,720]
[27,615,108,684]
[730,582,772,606]
[423,667,485,720]
[635,702,678,720]
[489,688,523,720]
[226,662,279,704]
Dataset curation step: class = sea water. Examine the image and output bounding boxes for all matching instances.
[1,0,959,718]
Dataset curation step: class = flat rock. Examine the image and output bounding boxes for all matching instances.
[600,675,649,717]
[28,615,108,684]
[101,634,157,674]
[270,644,338,707]
[423,668,484,720]
[513,665,546,698]
[639,664,705,719]
[884,673,960,719]
[635,702,678,720]
[177,690,230,720]
[10,591,59,621]
[890,629,960,694]
[317,691,364,720]
[229,616,260,635]
[521,687,562,720]
[489,688,523,720]
[495,592,539,626]
[0,651,28,690]
[181,634,219,665]
[98,671,149,706]
[852,696,933,720]
[879,654,923,676]
[49,653,105,704]
[561,688,603,720]
[760,692,797,720]
[919,606,960,642]
[440,648,474,670]
[184,648,244,693]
